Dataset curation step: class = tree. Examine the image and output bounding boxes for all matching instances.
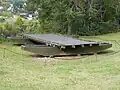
[0,0,11,9]
[26,0,120,35]
[10,0,26,13]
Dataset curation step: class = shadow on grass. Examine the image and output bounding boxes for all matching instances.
[97,50,115,55]
[27,50,115,60]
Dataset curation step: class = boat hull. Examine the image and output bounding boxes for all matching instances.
[8,37,36,45]
[21,43,112,56]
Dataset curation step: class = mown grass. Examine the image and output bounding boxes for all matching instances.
[0,33,120,90]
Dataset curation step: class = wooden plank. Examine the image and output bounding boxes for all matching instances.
[23,34,98,46]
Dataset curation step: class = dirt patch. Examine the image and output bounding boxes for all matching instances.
[55,55,81,59]
[0,44,7,48]
[30,54,81,60]
[31,55,81,66]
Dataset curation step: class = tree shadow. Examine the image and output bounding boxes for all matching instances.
[27,50,115,60]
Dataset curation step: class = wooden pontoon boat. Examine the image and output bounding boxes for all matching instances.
[9,34,112,56]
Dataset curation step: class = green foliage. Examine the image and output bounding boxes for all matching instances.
[27,0,120,36]
[0,17,43,37]
[1,11,13,17]
[0,16,6,22]
[15,17,24,33]
[25,20,41,34]
[10,0,26,13]
[0,0,11,9]
[1,0,120,37]
[0,17,25,37]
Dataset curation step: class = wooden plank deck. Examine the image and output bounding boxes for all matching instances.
[23,34,98,46]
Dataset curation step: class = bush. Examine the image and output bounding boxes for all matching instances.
[27,0,120,36]
[1,11,13,18]
[0,17,24,37]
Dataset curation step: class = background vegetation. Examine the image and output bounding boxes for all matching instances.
[0,0,120,38]
[1,1,120,90]
[27,0,120,35]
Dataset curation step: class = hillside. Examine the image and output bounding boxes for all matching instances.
[0,32,120,90]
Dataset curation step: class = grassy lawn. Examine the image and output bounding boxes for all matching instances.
[1,33,120,90]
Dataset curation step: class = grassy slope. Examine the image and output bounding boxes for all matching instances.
[0,33,120,90]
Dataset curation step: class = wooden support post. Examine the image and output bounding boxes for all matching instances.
[81,44,84,47]
[95,53,97,61]
[53,45,56,47]
[46,43,50,46]
[49,55,54,58]
[44,57,47,67]
[77,54,81,57]
[61,46,66,49]
[3,48,5,58]
[72,45,75,48]
[90,44,92,47]
[49,44,52,46]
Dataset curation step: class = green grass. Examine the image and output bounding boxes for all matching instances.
[1,33,120,90]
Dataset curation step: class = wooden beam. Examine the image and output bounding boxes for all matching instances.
[46,43,49,46]
[53,45,56,47]
[81,44,84,47]
[61,46,66,49]
[72,45,75,48]
[90,44,92,46]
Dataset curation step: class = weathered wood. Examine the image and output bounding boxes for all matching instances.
[9,34,112,56]
[81,44,84,47]
[72,45,75,48]
[90,44,92,46]
[21,43,112,56]
[8,37,31,45]
[23,34,98,46]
